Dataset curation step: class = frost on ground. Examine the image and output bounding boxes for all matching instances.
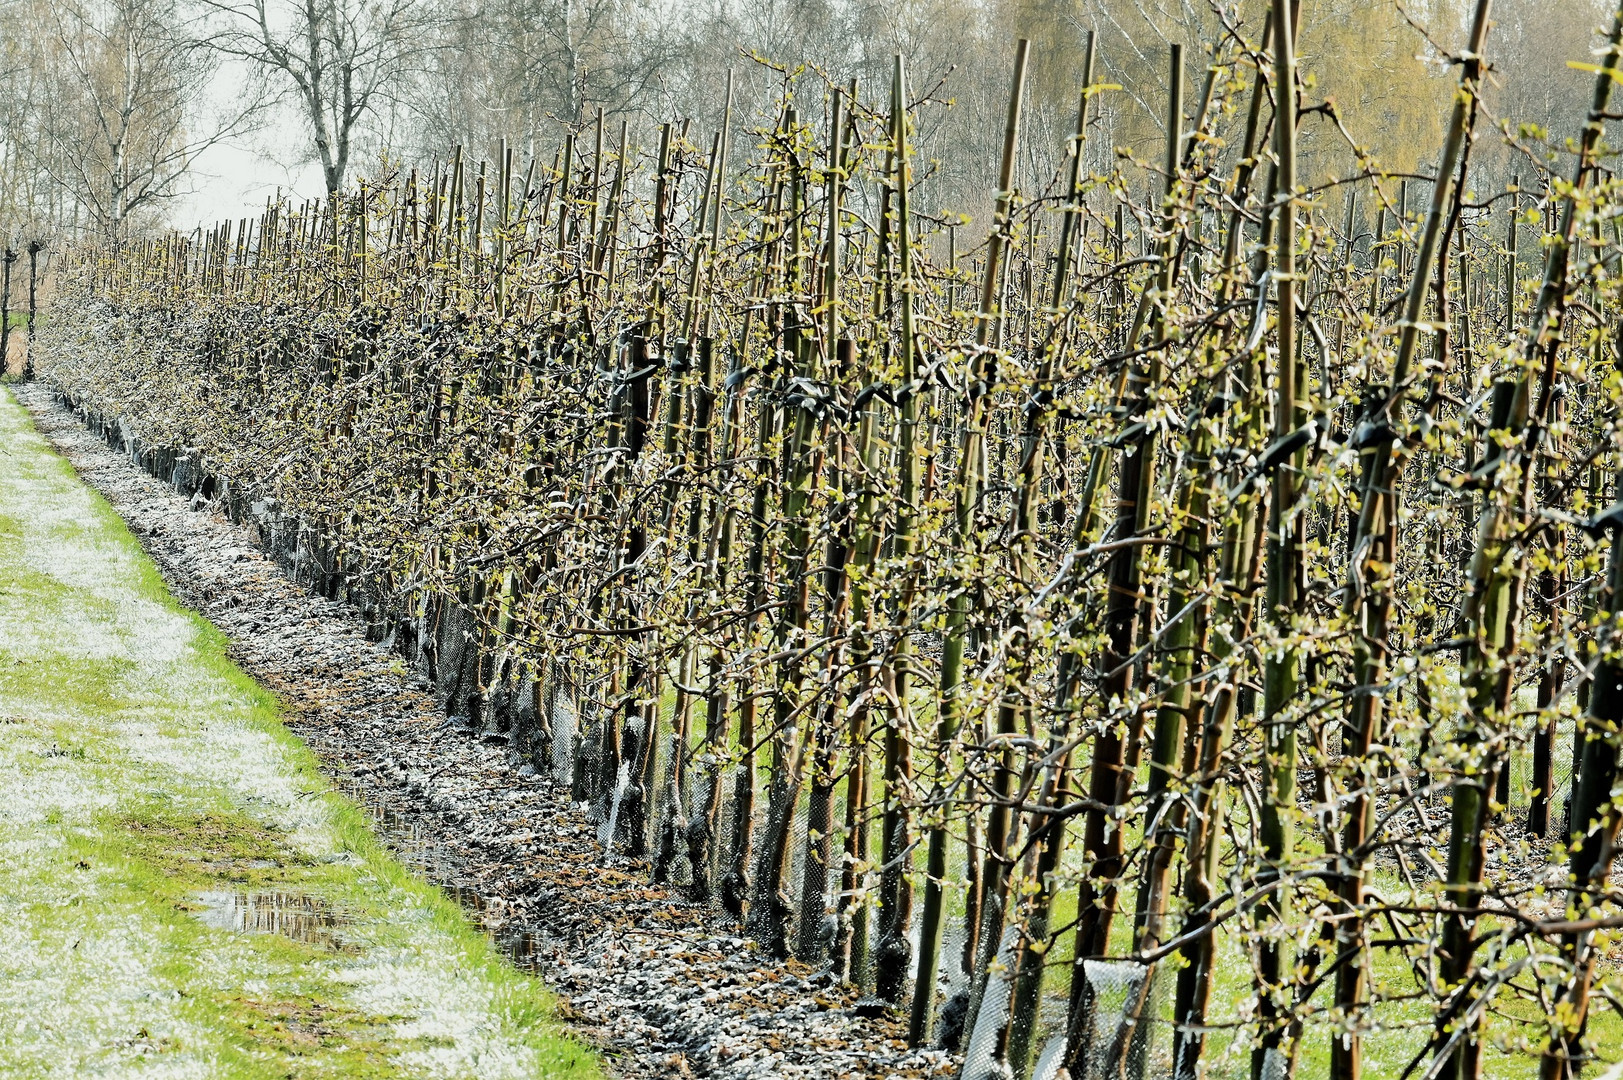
[0,385,594,1080]
[14,389,960,1080]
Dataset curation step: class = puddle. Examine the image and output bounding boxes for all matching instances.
[344,788,548,975]
[441,881,549,973]
[495,928,543,974]
[347,791,433,873]
[193,891,347,949]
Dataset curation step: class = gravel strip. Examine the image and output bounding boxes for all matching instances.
[17,382,956,1080]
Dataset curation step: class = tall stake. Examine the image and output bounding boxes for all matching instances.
[1252,0,1301,1072]
[1527,9,1623,1077]
[1001,32,1095,1080]
[908,38,1029,1047]
[875,55,920,1005]
[1332,6,1494,1078]
[0,249,14,377]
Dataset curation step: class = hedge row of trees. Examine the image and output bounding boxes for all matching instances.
[36,4,1623,1077]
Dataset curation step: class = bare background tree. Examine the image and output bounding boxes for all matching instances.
[41,0,251,241]
[200,0,426,194]
[0,0,1611,237]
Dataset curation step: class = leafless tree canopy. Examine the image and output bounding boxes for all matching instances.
[0,0,1612,241]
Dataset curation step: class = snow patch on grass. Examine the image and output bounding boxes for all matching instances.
[0,388,596,1079]
[340,952,548,1078]
[0,875,217,1080]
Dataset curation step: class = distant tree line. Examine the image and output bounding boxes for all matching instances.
[0,0,1613,248]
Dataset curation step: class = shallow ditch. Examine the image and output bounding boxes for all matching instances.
[348,789,549,974]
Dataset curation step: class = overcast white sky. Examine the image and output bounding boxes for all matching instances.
[167,61,328,231]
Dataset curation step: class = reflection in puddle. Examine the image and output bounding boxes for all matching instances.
[496,928,542,973]
[194,891,346,948]
[344,786,548,976]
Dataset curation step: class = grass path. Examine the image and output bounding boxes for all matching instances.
[0,385,598,1079]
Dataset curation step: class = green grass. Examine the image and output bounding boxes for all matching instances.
[0,386,600,1079]
[728,701,1619,1078]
